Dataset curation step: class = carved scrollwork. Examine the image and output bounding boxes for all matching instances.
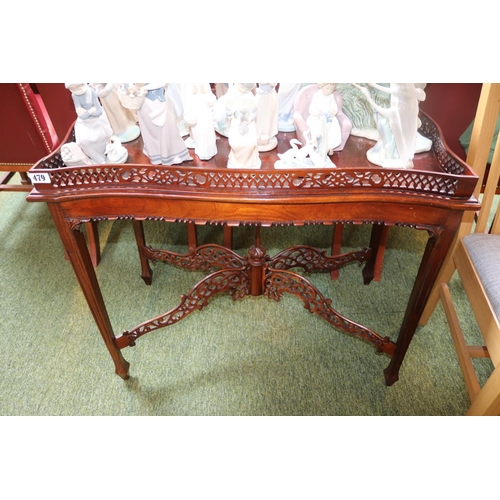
[264,269,396,356]
[46,165,461,198]
[269,245,372,273]
[118,269,250,347]
[142,244,247,272]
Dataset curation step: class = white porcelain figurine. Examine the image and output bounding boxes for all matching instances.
[352,83,430,168]
[277,83,303,132]
[66,83,113,164]
[183,83,218,160]
[135,83,192,165]
[91,83,140,143]
[306,83,342,159]
[225,83,261,169]
[255,83,278,151]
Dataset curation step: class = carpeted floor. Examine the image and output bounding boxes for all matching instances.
[0,175,493,415]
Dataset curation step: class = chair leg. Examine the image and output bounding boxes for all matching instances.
[466,365,500,416]
[439,283,482,400]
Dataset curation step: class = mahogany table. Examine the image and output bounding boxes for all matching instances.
[27,113,480,385]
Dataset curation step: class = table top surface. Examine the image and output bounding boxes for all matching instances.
[28,113,479,206]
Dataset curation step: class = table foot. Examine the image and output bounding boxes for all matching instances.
[383,367,399,386]
[115,360,130,380]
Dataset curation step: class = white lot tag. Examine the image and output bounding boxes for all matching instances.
[27,172,52,183]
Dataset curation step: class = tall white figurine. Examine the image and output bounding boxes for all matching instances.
[213,83,235,137]
[167,83,191,138]
[91,83,140,143]
[277,83,303,132]
[353,83,429,168]
[66,83,113,164]
[135,83,192,165]
[255,83,278,151]
[226,83,261,169]
[183,83,218,161]
[306,83,342,160]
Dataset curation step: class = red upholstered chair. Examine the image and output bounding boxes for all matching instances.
[0,83,60,191]
[33,83,76,144]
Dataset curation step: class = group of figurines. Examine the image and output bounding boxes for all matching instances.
[62,83,432,171]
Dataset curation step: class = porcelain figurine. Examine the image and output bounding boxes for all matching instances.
[277,83,303,132]
[215,83,231,98]
[91,83,140,143]
[274,130,335,169]
[104,139,128,163]
[353,83,430,168]
[135,84,192,165]
[305,83,342,159]
[60,142,94,166]
[183,83,217,160]
[255,83,278,151]
[166,83,191,138]
[66,83,113,164]
[225,83,261,169]
[213,84,234,137]
[61,138,127,166]
[338,83,389,140]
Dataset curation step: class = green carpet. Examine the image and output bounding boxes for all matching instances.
[0,174,493,415]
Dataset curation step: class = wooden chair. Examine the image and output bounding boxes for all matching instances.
[437,83,500,415]
[420,84,500,325]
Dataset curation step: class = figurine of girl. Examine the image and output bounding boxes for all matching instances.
[66,83,113,164]
[306,83,342,159]
[135,83,192,165]
[183,83,218,160]
[255,83,278,151]
[91,83,140,143]
[225,83,261,169]
[277,83,304,132]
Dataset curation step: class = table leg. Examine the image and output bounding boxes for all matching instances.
[362,224,389,285]
[85,221,100,267]
[132,220,153,285]
[48,205,130,379]
[330,224,343,280]
[383,220,460,385]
